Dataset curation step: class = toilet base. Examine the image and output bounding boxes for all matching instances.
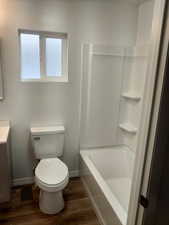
[39,189,64,214]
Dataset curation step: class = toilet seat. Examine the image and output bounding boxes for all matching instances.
[35,158,69,192]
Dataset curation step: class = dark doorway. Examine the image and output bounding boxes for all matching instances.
[142,3,169,224]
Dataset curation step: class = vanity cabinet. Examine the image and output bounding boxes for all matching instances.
[0,122,11,203]
[0,40,3,100]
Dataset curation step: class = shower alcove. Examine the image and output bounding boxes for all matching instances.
[80,0,165,225]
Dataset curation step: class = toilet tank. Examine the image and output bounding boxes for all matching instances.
[30,126,65,159]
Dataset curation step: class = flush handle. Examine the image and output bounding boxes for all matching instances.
[34,137,40,141]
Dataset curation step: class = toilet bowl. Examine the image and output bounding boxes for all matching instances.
[35,158,69,214]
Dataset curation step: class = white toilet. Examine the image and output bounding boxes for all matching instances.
[30,125,69,214]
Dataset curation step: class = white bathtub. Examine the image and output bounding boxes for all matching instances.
[80,145,135,225]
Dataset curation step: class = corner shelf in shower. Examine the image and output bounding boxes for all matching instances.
[121,92,141,101]
[119,123,137,134]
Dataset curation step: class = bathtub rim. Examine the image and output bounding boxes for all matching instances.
[80,146,130,225]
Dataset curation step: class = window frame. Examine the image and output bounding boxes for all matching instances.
[19,29,68,82]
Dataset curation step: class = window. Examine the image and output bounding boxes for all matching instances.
[19,30,68,82]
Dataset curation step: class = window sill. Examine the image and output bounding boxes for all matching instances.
[20,77,68,83]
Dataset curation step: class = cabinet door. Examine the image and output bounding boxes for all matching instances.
[0,143,11,203]
[0,40,4,101]
[0,44,3,100]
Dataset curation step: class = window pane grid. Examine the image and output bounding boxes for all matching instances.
[20,31,67,82]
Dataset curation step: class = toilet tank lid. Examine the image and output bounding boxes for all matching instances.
[30,126,65,135]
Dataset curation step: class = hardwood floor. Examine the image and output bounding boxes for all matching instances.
[0,178,100,225]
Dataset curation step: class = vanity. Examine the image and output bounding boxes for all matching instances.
[0,121,11,203]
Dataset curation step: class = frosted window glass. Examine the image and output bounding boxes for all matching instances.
[21,33,40,79]
[46,38,62,77]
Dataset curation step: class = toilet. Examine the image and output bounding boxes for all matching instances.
[30,125,69,214]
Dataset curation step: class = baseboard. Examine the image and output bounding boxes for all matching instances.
[13,177,34,187]
[12,170,79,187]
[69,170,79,178]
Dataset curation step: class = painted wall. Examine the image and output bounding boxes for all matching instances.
[0,0,138,180]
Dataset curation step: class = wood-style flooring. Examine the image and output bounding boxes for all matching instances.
[0,178,100,225]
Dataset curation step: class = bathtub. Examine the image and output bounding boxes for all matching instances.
[80,145,135,225]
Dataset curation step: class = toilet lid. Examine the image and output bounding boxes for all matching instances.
[35,158,68,186]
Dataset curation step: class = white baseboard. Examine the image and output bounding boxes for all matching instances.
[12,170,79,187]
[69,170,79,178]
[13,177,34,186]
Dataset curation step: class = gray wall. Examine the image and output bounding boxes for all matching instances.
[0,0,138,180]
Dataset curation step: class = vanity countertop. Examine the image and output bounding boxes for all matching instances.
[0,121,10,144]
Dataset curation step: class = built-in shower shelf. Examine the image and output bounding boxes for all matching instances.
[92,52,122,57]
[92,45,124,57]
[119,123,137,134]
[121,92,141,101]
